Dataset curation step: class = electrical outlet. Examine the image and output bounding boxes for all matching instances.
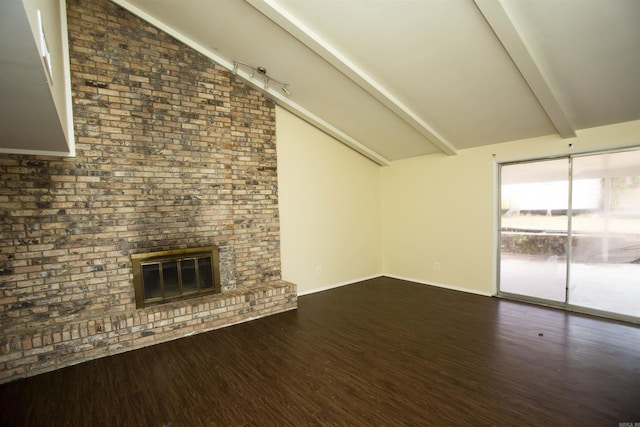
[316,266,322,274]
[435,262,440,270]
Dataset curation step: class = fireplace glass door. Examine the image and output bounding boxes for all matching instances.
[132,246,220,308]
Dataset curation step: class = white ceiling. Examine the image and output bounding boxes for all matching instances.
[3,0,639,164]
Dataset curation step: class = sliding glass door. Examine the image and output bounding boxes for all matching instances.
[499,158,569,303]
[568,151,640,318]
[498,149,640,322]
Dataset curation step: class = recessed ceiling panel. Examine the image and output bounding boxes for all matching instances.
[276,0,558,149]
[503,0,640,130]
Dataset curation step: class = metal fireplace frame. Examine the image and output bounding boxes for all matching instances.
[131,246,221,308]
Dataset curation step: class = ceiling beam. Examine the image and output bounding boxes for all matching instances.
[474,0,576,139]
[111,0,390,166]
[245,0,458,156]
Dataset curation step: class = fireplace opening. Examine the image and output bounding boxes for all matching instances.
[131,246,221,308]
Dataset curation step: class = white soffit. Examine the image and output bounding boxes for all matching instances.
[0,0,73,156]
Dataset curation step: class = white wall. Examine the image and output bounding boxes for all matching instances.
[381,120,640,295]
[276,106,382,294]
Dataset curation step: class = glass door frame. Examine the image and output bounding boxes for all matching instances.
[496,146,640,324]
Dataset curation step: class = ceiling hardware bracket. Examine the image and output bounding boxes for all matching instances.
[232,61,290,95]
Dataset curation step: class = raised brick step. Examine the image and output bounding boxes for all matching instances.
[0,281,296,383]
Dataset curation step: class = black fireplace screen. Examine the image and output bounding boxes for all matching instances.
[131,246,220,308]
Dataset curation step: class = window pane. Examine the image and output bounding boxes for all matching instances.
[142,264,161,299]
[181,258,197,293]
[198,257,213,289]
[163,261,180,297]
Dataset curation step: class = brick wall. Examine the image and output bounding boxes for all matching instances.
[0,0,296,383]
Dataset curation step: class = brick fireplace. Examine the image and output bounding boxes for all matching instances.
[0,0,296,383]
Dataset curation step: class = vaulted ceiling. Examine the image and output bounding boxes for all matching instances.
[3,0,640,165]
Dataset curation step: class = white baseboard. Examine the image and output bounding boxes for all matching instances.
[296,274,384,296]
[383,274,494,297]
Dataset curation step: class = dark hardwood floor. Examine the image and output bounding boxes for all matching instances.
[1,276,639,426]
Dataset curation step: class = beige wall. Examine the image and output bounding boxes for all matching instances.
[381,120,640,295]
[277,107,638,296]
[276,106,382,294]
[382,150,495,295]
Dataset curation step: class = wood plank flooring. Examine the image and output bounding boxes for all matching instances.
[1,276,639,426]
